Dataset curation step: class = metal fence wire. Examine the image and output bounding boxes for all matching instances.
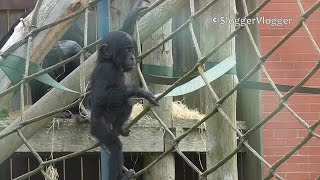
[0,0,320,179]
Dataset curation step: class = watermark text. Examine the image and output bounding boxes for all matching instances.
[212,16,293,27]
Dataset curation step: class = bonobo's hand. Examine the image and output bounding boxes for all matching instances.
[144,91,159,106]
[132,0,150,15]
[121,169,135,180]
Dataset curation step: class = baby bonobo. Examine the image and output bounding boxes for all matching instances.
[90,0,157,180]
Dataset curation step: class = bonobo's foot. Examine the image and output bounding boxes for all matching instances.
[57,111,72,119]
[121,169,135,180]
[117,127,131,137]
[72,114,90,123]
[56,112,89,123]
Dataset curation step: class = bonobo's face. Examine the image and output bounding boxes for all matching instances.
[119,44,136,71]
[99,31,137,72]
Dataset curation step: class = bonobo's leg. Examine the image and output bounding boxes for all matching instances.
[91,108,116,142]
[91,108,124,180]
[113,103,132,136]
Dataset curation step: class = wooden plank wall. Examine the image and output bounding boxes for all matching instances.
[0,0,36,41]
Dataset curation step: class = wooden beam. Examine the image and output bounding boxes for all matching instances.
[142,1,175,178]
[236,0,263,179]
[199,0,238,179]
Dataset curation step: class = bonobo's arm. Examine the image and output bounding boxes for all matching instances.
[119,0,150,36]
[93,86,158,107]
[96,87,158,107]
[126,87,158,106]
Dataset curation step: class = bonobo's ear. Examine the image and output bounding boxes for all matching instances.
[101,44,112,59]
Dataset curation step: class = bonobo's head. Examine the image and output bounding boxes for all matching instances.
[98,31,137,72]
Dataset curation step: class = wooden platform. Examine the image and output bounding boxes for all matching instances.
[0,118,245,153]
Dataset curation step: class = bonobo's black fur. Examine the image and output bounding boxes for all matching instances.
[0,12,29,49]
[90,0,156,179]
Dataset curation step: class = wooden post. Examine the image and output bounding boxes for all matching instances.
[236,0,262,179]
[142,1,174,178]
[199,0,238,179]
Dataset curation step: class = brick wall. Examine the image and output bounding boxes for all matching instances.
[260,1,320,179]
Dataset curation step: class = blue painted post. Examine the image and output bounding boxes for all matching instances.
[97,0,110,179]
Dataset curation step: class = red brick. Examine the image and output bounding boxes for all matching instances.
[262,3,301,11]
[298,129,309,137]
[279,53,318,62]
[309,164,320,172]
[297,112,320,121]
[288,104,310,112]
[273,129,298,138]
[260,4,320,178]
[278,163,320,172]
[285,70,309,78]
[288,95,320,104]
[276,39,317,54]
[292,62,318,70]
[265,146,296,155]
[264,104,278,112]
[264,155,282,164]
[259,10,299,20]
[262,113,294,122]
[264,129,274,137]
[310,104,320,112]
[261,28,291,36]
[299,147,320,155]
[265,121,305,129]
[286,173,310,180]
[307,138,320,146]
[266,62,295,70]
[264,138,287,146]
[286,155,309,163]
[286,138,306,146]
[263,112,297,122]
[308,156,320,163]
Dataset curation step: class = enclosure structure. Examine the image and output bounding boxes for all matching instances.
[0,0,319,180]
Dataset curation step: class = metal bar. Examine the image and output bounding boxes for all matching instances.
[97,0,110,179]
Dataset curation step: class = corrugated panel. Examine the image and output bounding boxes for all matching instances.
[0,0,36,10]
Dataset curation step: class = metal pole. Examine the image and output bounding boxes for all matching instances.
[97,0,110,179]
